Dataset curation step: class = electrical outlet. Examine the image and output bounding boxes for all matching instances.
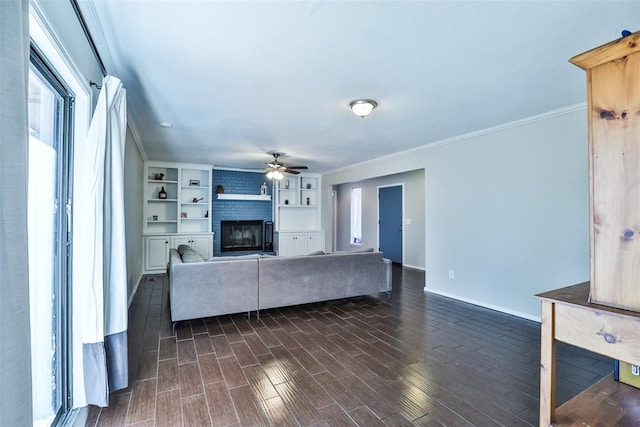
[448,270,455,279]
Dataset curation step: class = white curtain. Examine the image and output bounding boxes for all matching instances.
[0,0,33,424]
[75,75,128,407]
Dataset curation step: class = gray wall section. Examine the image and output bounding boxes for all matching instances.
[334,169,425,270]
[124,127,144,301]
[323,107,589,320]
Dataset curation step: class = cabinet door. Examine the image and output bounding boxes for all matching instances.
[170,235,212,259]
[145,236,170,271]
[170,236,190,249]
[190,235,212,259]
[277,233,297,257]
[293,234,308,256]
[307,232,325,253]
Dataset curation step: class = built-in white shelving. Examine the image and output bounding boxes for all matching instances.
[143,161,213,272]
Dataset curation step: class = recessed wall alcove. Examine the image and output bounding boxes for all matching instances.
[212,169,272,255]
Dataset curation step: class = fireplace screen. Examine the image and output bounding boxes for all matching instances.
[220,220,263,252]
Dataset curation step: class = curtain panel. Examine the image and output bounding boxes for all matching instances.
[0,0,33,425]
[75,75,128,407]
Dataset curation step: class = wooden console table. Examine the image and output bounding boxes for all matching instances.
[537,282,640,426]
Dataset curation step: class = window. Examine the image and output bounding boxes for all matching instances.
[28,48,73,427]
[351,187,362,245]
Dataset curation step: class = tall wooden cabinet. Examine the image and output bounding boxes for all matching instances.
[143,161,213,272]
[273,174,325,256]
[538,31,640,426]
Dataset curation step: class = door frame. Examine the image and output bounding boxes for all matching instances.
[377,183,405,264]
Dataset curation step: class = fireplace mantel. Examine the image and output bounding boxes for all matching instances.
[217,194,271,201]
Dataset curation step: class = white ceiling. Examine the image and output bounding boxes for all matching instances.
[82,1,640,173]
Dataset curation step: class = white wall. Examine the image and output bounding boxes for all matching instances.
[322,106,589,320]
[334,170,425,269]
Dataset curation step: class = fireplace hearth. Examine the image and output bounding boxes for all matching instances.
[220,220,263,252]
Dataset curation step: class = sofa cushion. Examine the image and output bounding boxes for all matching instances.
[180,248,204,263]
[306,250,325,256]
[351,247,374,253]
[177,244,191,256]
[207,254,263,262]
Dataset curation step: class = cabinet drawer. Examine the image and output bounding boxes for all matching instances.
[554,303,640,365]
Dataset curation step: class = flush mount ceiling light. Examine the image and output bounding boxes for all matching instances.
[349,99,378,118]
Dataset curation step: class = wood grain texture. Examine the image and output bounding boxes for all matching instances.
[554,303,640,365]
[570,31,640,70]
[554,375,640,426]
[181,394,211,427]
[155,389,182,427]
[90,267,613,426]
[127,379,156,424]
[539,300,556,427]
[203,382,239,426]
[588,51,640,312]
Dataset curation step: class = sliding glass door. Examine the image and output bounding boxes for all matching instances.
[28,49,73,427]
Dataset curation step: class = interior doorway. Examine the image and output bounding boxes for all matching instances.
[378,184,403,264]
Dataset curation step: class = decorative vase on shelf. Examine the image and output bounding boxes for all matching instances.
[260,182,268,195]
[158,186,167,199]
[306,197,310,205]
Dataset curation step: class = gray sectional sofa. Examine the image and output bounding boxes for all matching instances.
[168,246,392,325]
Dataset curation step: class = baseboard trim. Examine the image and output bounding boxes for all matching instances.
[128,273,143,307]
[423,287,541,323]
[402,263,425,271]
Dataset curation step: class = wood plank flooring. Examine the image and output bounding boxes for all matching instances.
[86,266,611,426]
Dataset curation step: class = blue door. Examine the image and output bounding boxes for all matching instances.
[379,186,402,263]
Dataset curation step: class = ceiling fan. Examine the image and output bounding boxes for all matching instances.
[265,153,308,179]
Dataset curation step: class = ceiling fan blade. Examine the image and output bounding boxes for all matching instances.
[283,168,301,175]
[284,165,308,170]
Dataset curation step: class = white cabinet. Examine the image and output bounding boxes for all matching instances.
[274,174,322,232]
[307,232,325,253]
[144,233,213,272]
[273,174,324,255]
[170,234,212,260]
[143,161,213,272]
[275,231,325,256]
[145,235,170,271]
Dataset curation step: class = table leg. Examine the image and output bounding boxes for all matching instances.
[540,300,556,426]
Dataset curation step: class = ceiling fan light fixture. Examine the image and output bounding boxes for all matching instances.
[266,168,284,180]
[349,99,378,118]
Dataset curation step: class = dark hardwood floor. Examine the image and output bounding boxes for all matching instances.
[86,266,611,426]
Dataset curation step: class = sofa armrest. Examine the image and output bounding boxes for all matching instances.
[382,258,392,292]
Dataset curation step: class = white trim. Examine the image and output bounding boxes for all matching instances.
[73,0,118,73]
[29,1,93,100]
[423,287,541,323]
[29,1,97,409]
[324,102,587,176]
[214,166,267,173]
[402,264,425,271]
[377,183,405,264]
[127,274,143,308]
[217,194,271,201]
[126,117,147,161]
